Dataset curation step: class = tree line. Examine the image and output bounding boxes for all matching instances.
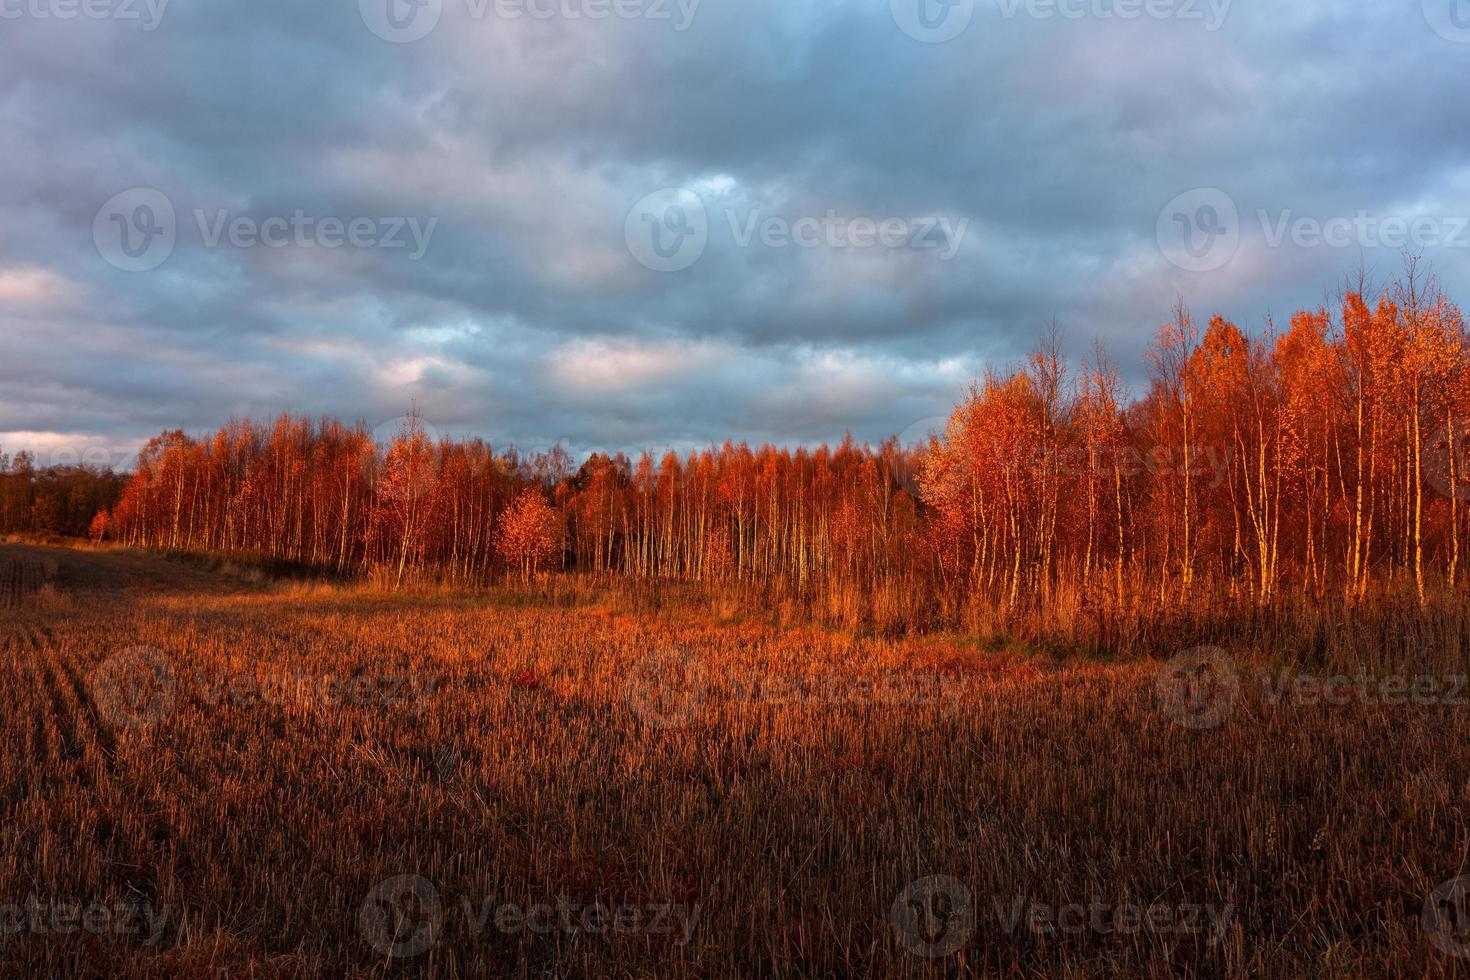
[0,450,126,540]
[64,265,1470,627]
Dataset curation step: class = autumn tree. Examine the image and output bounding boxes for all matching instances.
[496,489,562,581]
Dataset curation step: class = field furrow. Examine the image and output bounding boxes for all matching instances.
[48,633,120,771]
[27,625,91,776]
[0,557,52,610]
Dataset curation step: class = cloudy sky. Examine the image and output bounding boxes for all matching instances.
[3,0,1469,467]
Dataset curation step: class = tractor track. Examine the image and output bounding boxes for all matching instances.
[16,620,189,910]
[27,623,94,774]
[46,625,121,770]
[0,557,49,609]
[0,625,47,811]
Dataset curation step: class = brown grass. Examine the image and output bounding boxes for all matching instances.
[1,543,1468,978]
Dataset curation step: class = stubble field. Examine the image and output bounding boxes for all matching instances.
[1,542,1469,977]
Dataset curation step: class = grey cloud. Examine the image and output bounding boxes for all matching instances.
[1,0,1467,462]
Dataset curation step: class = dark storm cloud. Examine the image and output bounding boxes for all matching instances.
[2,0,1468,464]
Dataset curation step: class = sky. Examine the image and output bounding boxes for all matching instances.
[2,0,1469,469]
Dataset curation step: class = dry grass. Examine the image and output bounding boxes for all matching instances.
[1,543,1469,977]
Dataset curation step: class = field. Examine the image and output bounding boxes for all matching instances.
[2,542,1469,977]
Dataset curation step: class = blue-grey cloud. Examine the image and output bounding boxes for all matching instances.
[2,0,1468,466]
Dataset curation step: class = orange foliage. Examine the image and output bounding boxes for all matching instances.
[107,266,1470,623]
